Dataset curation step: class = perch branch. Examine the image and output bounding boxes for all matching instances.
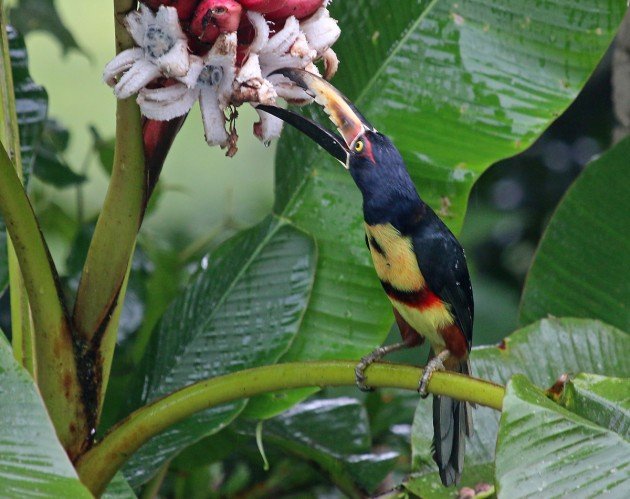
[75,361,504,495]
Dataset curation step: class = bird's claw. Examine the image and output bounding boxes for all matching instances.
[355,342,412,392]
[418,350,450,397]
[355,357,375,392]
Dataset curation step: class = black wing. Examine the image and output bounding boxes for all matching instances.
[410,211,474,350]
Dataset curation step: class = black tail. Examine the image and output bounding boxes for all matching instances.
[432,360,473,486]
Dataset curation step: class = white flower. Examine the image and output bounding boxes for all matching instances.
[242,12,322,142]
[103,5,191,99]
[300,7,340,79]
[101,2,343,151]
[300,7,340,56]
[137,33,237,147]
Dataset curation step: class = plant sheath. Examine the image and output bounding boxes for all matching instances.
[72,0,146,421]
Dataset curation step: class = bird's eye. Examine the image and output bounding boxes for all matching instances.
[354,140,364,153]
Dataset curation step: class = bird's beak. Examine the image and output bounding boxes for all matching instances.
[257,68,375,168]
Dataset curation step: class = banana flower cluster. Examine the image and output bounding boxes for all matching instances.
[103,0,340,155]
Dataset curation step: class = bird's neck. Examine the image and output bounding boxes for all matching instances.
[360,176,424,230]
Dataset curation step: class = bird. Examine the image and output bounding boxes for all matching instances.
[258,68,474,487]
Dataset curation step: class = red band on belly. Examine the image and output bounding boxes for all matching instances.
[380,280,441,310]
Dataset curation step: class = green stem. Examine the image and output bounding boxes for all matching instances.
[8,259,35,376]
[75,361,504,495]
[72,0,145,419]
[139,460,170,499]
[0,12,86,456]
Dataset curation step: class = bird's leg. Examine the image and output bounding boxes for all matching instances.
[418,349,451,398]
[355,341,411,392]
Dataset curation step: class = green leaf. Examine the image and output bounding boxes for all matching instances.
[0,226,7,293]
[7,25,48,185]
[32,119,86,188]
[123,217,316,486]
[520,137,630,332]
[0,334,91,497]
[103,473,137,499]
[0,27,49,291]
[411,318,630,483]
[559,373,630,439]
[130,244,185,363]
[170,429,243,471]
[33,153,85,187]
[257,0,627,418]
[89,125,115,177]
[251,397,398,494]
[495,375,629,498]
[10,0,86,56]
[403,463,494,499]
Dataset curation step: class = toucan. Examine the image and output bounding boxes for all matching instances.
[258,68,474,486]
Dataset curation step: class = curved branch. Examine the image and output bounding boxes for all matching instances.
[75,361,504,495]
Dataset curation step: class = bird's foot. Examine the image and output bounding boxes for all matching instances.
[355,341,410,391]
[418,349,451,398]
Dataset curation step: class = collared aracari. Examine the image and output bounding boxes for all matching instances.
[258,68,473,486]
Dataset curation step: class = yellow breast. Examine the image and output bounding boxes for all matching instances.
[365,223,453,346]
[364,223,425,291]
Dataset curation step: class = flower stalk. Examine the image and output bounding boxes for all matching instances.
[75,361,504,495]
[72,0,147,427]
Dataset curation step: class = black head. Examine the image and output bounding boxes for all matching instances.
[345,129,417,207]
[257,69,420,222]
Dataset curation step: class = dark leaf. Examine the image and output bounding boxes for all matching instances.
[65,222,94,277]
[248,397,398,494]
[33,150,86,187]
[10,0,86,56]
[0,225,7,294]
[122,217,316,486]
[7,25,47,185]
[170,429,243,471]
[32,119,85,188]
[89,125,115,177]
[41,117,69,151]
[520,137,630,332]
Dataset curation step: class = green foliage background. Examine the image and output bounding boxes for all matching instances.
[0,0,628,498]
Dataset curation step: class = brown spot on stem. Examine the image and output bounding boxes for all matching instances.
[53,339,62,358]
[63,372,73,399]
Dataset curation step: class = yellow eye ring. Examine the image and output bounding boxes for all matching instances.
[354,140,364,153]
